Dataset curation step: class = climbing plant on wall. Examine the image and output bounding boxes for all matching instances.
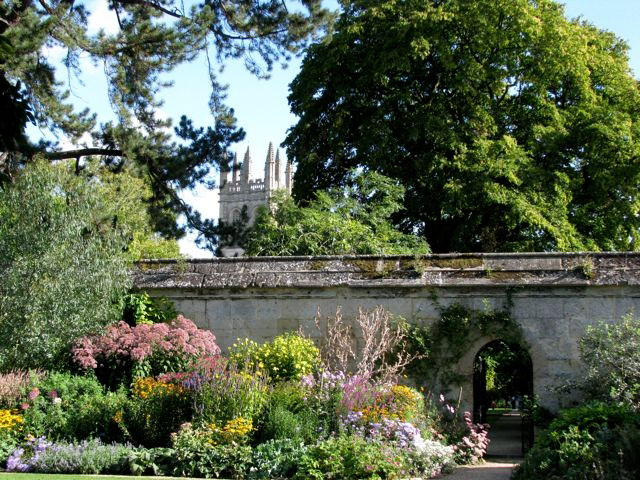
[401,293,527,393]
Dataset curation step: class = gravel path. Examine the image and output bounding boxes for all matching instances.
[440,458,521,480]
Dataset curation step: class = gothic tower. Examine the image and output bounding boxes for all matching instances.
[218,142,293,255]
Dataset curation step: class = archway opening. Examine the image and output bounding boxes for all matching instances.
[473,339,533,456]
[473,339,533,422]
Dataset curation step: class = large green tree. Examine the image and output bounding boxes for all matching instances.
[286,0,640,252]
[0,0,332,244]
[245,170,430,255]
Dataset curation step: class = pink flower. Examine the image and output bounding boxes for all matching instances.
[48,389,58,399]
[20,402,29,410]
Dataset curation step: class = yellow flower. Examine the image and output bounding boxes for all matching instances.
[0,409,24,432]
[132,377,185,399]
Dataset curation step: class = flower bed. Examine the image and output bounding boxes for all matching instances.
[0,314,490,478]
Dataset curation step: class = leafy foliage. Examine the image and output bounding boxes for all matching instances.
[577,313,640,409]
[0,161,131,370]
[245,171,430,256]
[121,292,178,326]
[293,434,406,480]
[230,332,321,382]
[21,372,127,443]
[513,402,640,480]
[0,0,333,246]
[286,0,640,252]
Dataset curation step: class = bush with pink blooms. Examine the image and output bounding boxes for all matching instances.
[72,315,221,388]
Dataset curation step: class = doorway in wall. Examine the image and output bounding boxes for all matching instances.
[473,339,533,456]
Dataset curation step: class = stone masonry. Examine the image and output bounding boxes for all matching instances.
[218,142,293,227]
[133,252,640,412]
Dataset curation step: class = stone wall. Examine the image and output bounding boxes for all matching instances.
[133,253,640,411]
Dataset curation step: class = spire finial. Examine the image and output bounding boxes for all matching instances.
[232,152,239,183]
[275,149,281,185]
[241,146,251,184]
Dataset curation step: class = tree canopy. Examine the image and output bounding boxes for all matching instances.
[0,0,332,244]
[244,170,430,255]
[285,0,640,253]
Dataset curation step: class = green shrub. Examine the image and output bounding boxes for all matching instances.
[22,372,127,442]
[257,382,324,444]
[121,292,178,326]
[230,332,320,382]
[294,434,407,480]
[170,423,252,479]
[513,402,640,480]
[578,314,640,408]
[261,404,321,445]
[249,438,307,479]
[122,377,192,447]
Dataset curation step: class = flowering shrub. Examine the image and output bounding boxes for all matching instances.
[185,366,269,426]
[389,385,424,421]
[0,371,41,409]
[404,438,456,478]
[72,315,221,387]
[208,417,254,445]
[22,372,126,443]
[0,409,24,462]
[132,377,185,399]
[0,409,24,432]
[7,437,132,474]
[6,436,51,472]
[427,394,490,464]
[230,332,320,381]
[123,376,192,447]
[454,412,490,464]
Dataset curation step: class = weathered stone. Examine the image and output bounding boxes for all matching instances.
[132,253,640,412]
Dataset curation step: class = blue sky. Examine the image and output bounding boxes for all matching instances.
[30,1,640,257]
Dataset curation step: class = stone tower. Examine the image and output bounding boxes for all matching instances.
[218,143,293,255]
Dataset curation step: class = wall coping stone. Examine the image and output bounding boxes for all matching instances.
[132,252,640,290]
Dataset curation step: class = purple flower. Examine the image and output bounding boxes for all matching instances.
[27,388,40,401]
[6,448,29,472]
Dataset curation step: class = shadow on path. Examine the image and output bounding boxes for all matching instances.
[486,411,524,458]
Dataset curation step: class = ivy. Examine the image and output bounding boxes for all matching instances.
[401,296,527,392]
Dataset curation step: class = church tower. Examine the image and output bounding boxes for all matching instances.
[217,142,293,256]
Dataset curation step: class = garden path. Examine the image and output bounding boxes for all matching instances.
[486,411,524,457]
[440,458,521,480]
[440,411,524,479]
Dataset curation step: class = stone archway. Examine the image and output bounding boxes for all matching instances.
[472,339,533,423]
[469,339,534,456]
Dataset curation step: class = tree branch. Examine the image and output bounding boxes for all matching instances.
[116,0,184,19]
[44,148,125,160]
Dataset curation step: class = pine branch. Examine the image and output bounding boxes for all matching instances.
[44,148,125,160]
